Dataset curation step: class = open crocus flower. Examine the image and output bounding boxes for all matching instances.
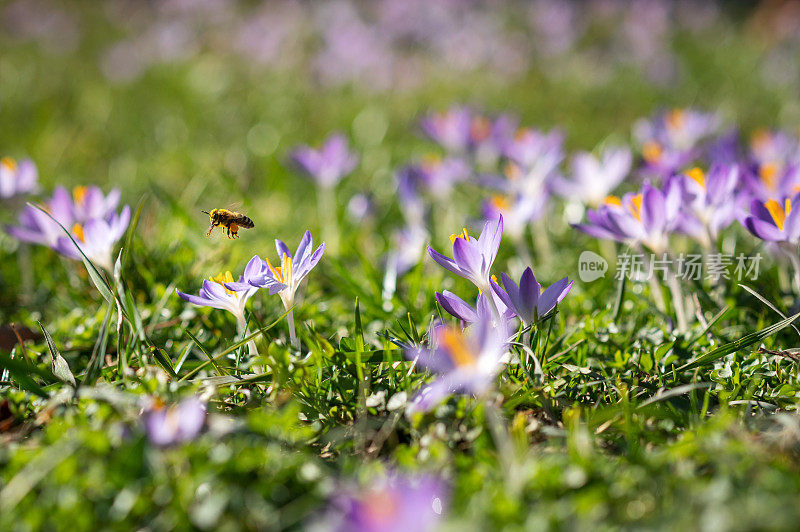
[143,397,206,447]
[675,165,741,244]
[67,185,123,223]
[551,146,632,207]
[53,209,131,272]
[741,160,800,203]
[290,133,358,188]
[742,192,800,245]
[327,473,448,532]
[428,215,503,294]
[0,157,38,199]
[503,127,565,172]
[420,106,473,153]
[491,268,572,327]
[482,192,548,242]
[232,231,324,347]
[242,231,325,310]
[177,270,259,326]
[6,185,130,270]
[435,291,515,327]
[573,181,680,254]
[634,108,719,178]
[749,129,799,168]
[417,155,470,200]
[405,316,509,413]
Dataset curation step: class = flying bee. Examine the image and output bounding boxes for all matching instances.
[202,208,254,239]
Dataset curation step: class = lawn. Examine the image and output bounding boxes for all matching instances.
[3,1,800,530]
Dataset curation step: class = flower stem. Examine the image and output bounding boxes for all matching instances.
[788,246,800,295]
[318,185,339,256]
[236,315,259,371]
[286,308,299,349]
[666,271,688,334]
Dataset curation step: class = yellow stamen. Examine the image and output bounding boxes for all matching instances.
[0,156,17,172]
[73,186,88,205]
[440,328,475,367]
[490,195,510,211]
[265,257,282,283]
[449,228,470,244]
[210,271,235,295]
[666,108,685,130]
[642,141,663,164]
[72,223,85,242]
[764,199,790,231]
[628,194,643,221]
[760,163,778,190]
[686,167,705,188]
[491,274,497,284]
[604,195,622,207]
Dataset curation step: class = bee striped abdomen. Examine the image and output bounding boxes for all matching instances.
[235,215,254,228]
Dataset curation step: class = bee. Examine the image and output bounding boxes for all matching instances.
[202,208,254,239]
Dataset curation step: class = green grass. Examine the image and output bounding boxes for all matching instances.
[4,4,800,530]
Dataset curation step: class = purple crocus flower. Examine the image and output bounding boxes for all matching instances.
[0,157,38,199]
[236,230,325,311]
[290,133,358,188]
[634,108,719,178]
[491,268,572,327]
[503,127,565,175]
[177,261,263,324]
[420,106,473,153]
[551,146,632,207]
[7,185,130,271]
[53,209,131,272]
[143,397,206,447]
[741,160,800,203]
[435,291,515,327]
[405,316,509,413]
[481,193,547,242]
[675,164,741,244]
[327,473,448,532]
[428,215,503,293]
[573,181,680,254]
[742,192,800,245]
[418,155,470,200]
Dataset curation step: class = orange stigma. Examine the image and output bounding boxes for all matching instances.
[765,198,792,231]
[666,108,686,130]
[627,194,643,221]
[686,167,705,188]
[490,195,510,211]
[73,186,88,205]
[72,223,85,242]
[440,328,475,367]
[604,195,623,207]
[642,141,663,164]
[1,156,17,172]
[759,163,778,190]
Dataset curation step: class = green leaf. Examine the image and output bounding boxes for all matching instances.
[38,322,75,387]
[678,312,800,371]
[0,351,50,399]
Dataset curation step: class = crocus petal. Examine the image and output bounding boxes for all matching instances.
[744,216,785,242]
[452,238,483,281]
[435,291,478,323]
[641,184,665,233]
[536,278,573,318]
[427,247,461,276]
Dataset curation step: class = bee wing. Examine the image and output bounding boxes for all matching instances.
[226,201,243,211]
